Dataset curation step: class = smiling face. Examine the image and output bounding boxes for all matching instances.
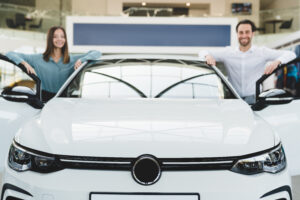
[237,24,254,47]
[53,28,66,49]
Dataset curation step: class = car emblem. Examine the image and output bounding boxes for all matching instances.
[132,155,161,185]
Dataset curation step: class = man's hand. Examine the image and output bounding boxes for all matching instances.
[21,61,36,75]
[74,59,82,70]
[205,55,216,66]
[264,60,281,74]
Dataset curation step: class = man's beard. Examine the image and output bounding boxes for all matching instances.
[239,38,251,47]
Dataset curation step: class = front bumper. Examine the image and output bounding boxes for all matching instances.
[1,161,292,200]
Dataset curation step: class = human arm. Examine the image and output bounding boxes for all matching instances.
[263,47,296,74]
[5,52,37,74]
[72,50,101,70]
[20,61,36,75]
[198,48,228,66]
[204,54,217,66]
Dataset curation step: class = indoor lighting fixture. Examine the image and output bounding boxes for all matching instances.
[186,2,191,7]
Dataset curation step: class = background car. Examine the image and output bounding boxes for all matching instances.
[0,54,299,200]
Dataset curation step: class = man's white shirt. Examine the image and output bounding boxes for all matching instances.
[198,46,296,97]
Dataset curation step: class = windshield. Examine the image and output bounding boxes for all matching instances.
[60,59,236,100]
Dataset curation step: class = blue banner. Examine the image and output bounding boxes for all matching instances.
[73,23,231,47]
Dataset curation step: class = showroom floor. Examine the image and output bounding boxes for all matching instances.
[293,175,300,199]
[0,173,299,199]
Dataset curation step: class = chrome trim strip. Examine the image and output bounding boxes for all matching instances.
[266,97,293,101]
[60,159,131,165]
[2,94,28,99]
[12,141,54,160]
[163,161,233,165]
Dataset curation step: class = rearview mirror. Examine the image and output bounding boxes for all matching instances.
[1,86,33,102]
[0,54,43,108]
[11,86,35,95]
[1,86,43,109]
[261,88,293,104]
[252,88,293,111]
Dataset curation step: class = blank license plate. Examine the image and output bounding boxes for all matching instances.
[90,193,199,200]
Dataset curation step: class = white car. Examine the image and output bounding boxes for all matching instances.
[0,54,299,200]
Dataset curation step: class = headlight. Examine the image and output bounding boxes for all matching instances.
[8,141,60,173]
[231,144,286,175]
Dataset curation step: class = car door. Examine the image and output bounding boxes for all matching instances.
[0,54,42,173]
[254,57,300,176]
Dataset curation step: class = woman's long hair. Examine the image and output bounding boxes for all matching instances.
[43,26,70,64]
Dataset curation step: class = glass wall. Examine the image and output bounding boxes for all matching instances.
[259,6,300,34]
[0,2,68,33]
[0,1,299,35]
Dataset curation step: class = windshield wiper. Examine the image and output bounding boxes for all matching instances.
[88,71,147,98]
[155,73,215,98]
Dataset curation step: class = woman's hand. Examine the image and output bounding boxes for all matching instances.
[74,59,82,70]
[21,61,36,75]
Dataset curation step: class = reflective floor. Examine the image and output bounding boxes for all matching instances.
[0,173,299,199]
[293,175,300,199]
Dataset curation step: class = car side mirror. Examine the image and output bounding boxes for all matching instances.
[1,86,43,109]
[252,88,293,111]
[261,88,293,104]
[12,86,35,95]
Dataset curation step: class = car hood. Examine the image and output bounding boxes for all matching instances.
[15,98,276,158]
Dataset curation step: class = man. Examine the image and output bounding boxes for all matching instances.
[198,19,296,104]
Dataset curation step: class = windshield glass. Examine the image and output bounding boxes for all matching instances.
[60,59,236,99]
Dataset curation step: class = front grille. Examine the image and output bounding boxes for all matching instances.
[57,155,235,171]
[59,156,132,170]
[14,141,280,172]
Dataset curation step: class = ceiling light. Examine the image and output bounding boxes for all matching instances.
[142,2,147,6]
[186,2,191,7]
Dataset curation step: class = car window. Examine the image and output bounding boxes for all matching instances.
[274,62,299,97]
[260,60,300,98]
[0,59,36,94]
[61,60,236,99]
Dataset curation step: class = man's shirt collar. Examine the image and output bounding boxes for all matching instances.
[235,45,256,53]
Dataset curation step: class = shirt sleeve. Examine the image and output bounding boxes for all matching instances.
[198,48,229,63]
[262,47,296,64]
[5,52,35,66]
[72,50,101,63]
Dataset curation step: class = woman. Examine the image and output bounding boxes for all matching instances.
[6,26,101,102]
